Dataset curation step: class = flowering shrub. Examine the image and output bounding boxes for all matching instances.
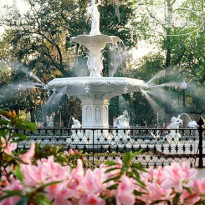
[0,111,205,205]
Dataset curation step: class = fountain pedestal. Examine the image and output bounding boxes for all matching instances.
[82,98,109,128]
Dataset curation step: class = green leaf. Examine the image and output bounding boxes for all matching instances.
[172,192,181,205]
[11,165,24,181]
[55,156,68,164]
[103,175,121,184]
[132,163,146,172]
[122,152,132,167]
[132,169,140,179]
[105,167,120,173]
[133,189,146,196]
[0,130,9,137]
[37,181,62,191]
[11,133,28,142]
[150,199,171,205]
[33,193,52,205]
[0,190,22,200]
[104,161,120,166]
[0,119,10,125]
[15,120,37,131]
[16,197,28,205]
[132,149,143,157]
[107,184,118,190]
[183,186,192,194]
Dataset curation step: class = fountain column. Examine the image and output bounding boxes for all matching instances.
[81,98,109,129]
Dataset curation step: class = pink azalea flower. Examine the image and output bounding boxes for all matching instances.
[82,169,104,194]
[142,167,154,182]
[39,156,70,182]
[180,188,200,205]
[194,177,205,193]
[20,143,35,164]
[78,193,105,205]
[68,159,84,190]
[1,137,17,155]
[93,166,107,186]
[69,149,75,155]
[161,162,187,192]
[115,175,135,205]
[140,182,171,204]
[0,180,24,205]
[181,162,198,180]
[46,181,74,205]
[21,164,41,186]
[21,156,70,187]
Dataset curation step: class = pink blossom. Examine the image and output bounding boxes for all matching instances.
[69,149,74,155]
[0,180,23,205]
[180,188,200,205]
[115,175,135,205]
[194,177,205,194]
[1,137,17,155]
[140,182,171,204]
[161,162,187,192]
[68,159,84,190]
[20,164,41,186]
[20,143,35,164]
[46,181,74,205]
[142,167,154,182]
[39,156,70,182]
[78,193,105,205]
[181,162,198,181]
[82,169,104,194]
[21,156,70,187]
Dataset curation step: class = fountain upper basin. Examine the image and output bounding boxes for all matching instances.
[71,34,121,49]
[46,77,145,100]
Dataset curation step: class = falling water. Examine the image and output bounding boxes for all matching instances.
[118,95,128,113]
[1,81,42,99]
[180,113,192,121]
[146,70,166,85]
[141,89,162,113]
[73,57,89,77]
[146,68,180,86]
[146,87,174,108]
[3,61,44,85]
[109,43,130,77]
[43,87,67,113]
[147,81,180,88]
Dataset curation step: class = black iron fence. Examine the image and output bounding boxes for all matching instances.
[14,122,204,169]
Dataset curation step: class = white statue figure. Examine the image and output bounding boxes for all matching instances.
[188,120,197,128]
[116,110,130,129]
[71,116,81,129]
[166,115,183,143]
[89,0,101,35]
[87,50,103,77]
[68,117,87,147]
[113,110,130,144]
[47,116,54,127]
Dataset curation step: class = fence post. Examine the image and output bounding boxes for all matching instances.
[92,129,95,168]
[197,116,204,168]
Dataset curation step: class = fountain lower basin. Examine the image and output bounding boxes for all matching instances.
[46,77,145,128]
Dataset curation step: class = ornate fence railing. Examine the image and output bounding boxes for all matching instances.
[14,125,204,169]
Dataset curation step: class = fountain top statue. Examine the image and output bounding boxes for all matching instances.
[89,0,101,35]
[71,0,120,77]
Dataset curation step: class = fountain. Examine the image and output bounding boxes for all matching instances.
[45,0,146,129]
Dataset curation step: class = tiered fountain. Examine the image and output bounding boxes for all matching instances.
[45,0,146,129]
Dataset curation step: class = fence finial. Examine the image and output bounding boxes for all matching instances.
[197,116,204,126]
